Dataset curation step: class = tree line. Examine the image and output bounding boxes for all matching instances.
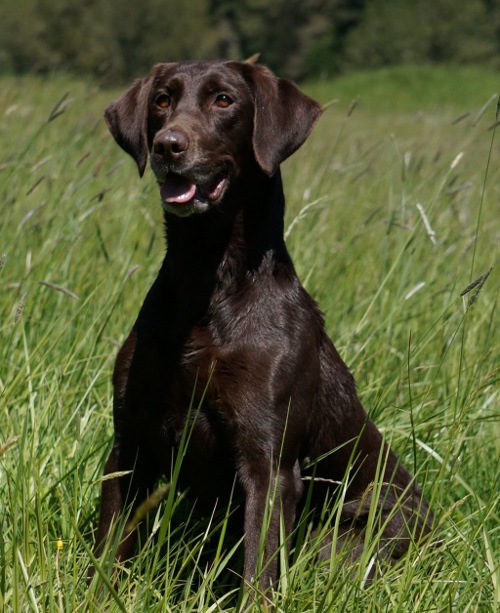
[1,0,499,83]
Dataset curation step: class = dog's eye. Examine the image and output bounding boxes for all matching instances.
[215,94,233,108]
[155,94,171,109]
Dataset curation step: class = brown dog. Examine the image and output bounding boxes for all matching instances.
[93,60,432,591]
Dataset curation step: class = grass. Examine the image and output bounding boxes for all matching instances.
[306,64,500,112]
[0,65,499,611]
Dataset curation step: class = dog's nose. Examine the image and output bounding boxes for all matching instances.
[153,130,190,159]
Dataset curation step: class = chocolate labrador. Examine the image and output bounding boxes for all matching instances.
[92,60,432,592]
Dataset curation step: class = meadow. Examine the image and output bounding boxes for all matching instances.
[0,65,499,611]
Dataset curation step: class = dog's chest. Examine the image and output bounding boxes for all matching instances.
[175,323,258,419]
[122,321,231,432]
[120,273,307,483]
[143,326,253,498]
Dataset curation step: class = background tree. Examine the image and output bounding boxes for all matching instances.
[342,0,496,70]
[0,0,498,82]
[0,0,220,81]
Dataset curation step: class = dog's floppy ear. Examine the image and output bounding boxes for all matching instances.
[240,63,323,177]
[104,76,153,177]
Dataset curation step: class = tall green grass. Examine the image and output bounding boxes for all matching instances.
[0,67,499,611]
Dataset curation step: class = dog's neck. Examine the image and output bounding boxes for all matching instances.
[161,169,291,287]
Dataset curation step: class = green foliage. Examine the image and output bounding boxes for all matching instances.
[0,66,500,610]
[2,0,500,82]
[344,0,497,70]
[0,0,220,81]
[212,0,340,79]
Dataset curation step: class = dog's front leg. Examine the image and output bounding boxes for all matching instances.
[92,446,136,563]
[241,459,302,596]
[88,446,130,583]
[90,439,158,581]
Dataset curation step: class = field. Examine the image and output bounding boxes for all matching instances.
[0,66,499,611]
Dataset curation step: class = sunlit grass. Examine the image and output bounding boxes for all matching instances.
[1,66,499,611]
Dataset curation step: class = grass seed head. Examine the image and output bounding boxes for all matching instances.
[14,292,27,325]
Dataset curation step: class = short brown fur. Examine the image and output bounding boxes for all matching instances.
[91,60,432,592]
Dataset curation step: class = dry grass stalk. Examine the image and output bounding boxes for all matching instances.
[38,280,79,300]
[450,152,463,169]
[416,203,436,245]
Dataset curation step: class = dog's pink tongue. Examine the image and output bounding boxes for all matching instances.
[160,175,196,203]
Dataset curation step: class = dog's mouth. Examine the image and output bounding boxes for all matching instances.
[159,172,227,206]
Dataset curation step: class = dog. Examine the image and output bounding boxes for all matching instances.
[92,60,432,592]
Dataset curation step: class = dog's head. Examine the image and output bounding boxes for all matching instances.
[104,61,322,217]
